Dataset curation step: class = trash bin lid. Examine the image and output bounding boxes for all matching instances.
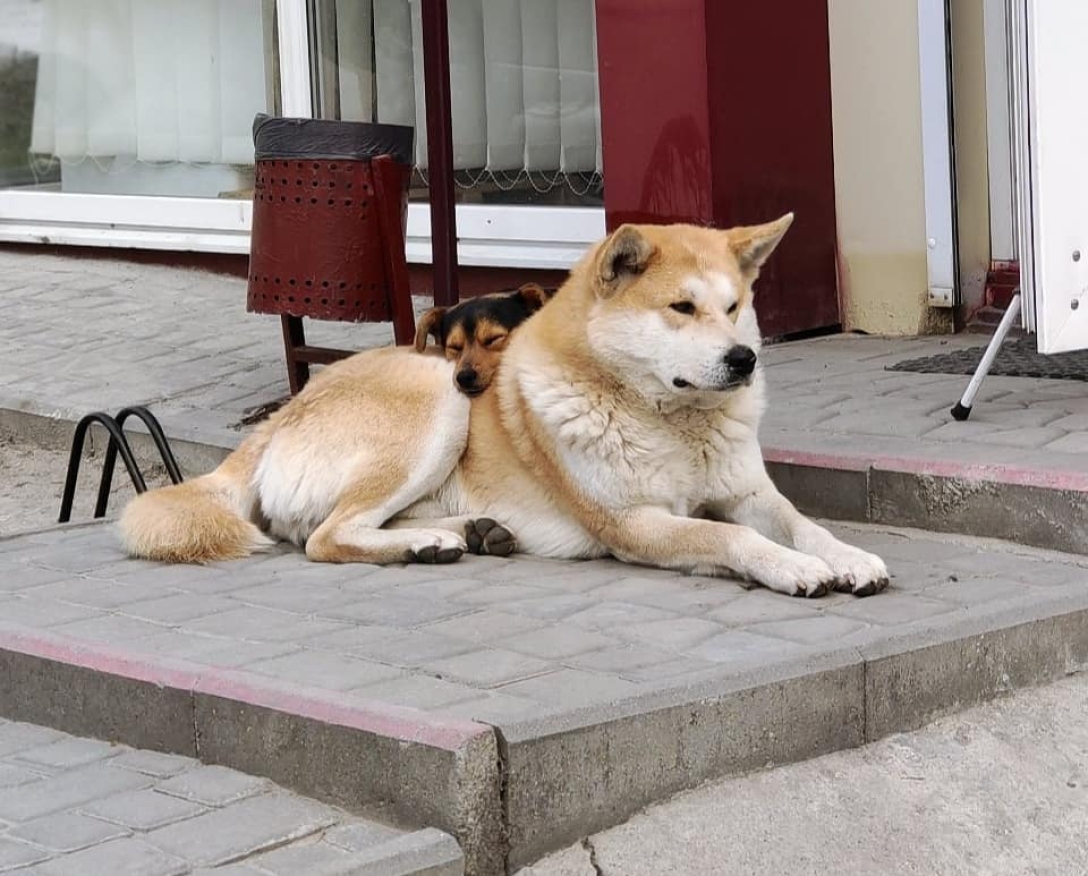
[253,113,414,165]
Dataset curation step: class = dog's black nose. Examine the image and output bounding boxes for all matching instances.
[456,368,478,389]
[725,345,757,376]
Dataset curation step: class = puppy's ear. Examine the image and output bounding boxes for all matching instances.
[595,225,655,295]
[728,212,794,278]
[414,307,446,352]
[516,283,551,313]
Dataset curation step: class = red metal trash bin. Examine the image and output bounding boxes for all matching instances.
[246,114,416,393]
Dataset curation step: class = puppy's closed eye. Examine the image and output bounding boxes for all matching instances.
[482,335,507,348]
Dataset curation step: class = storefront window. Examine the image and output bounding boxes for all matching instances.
[0,0,277,199]
[309,0,603,209]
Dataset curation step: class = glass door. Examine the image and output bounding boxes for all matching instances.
[1010,0,1088,353]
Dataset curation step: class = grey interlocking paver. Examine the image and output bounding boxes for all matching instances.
[13,737,122,770]
[118,593,238,624]
[145,793,338,867]
[0,597,104,628]
[351,675,482,710]
[132,630,301,668]
[28,837,189,876]
[182,606,350,642]
[0,719,461,875]
[49,613,166,644]
[79,789,207,831]
[154,766,268,808]
[243,649,405,691]
[109,750,193,779]
[0,763,47,788]
[311,627,473,665]
[23,579,156,611]
[498,668,642,708]
[685,630,813,665]
[423,609,547,645]
[494,625,621,661]
[0,836,51,871]
[420,648,553,688]
[238,838,360,874]
[0,763,152,822]
[8,811,129,852]
[230,580,367,615]
[614,616,725,649]
[324,596,473,627]
[564,601,679,630]
[746,614,871,646]
[323,820,405,850]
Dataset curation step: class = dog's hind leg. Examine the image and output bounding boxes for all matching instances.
[386,516,517,557]
[304,441,471,565]
[307,508,466,564]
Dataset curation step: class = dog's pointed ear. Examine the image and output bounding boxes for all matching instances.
[595,225,656,295]
[414,307,446,352]
[516,282,551,313]
[729,212,794,278]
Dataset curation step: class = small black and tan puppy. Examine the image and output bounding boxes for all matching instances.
[414,283,550,396]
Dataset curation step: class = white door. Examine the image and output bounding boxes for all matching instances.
[1014,0,1088,353]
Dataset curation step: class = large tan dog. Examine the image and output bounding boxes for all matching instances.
[121,216,888,598]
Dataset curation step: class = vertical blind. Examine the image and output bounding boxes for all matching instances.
[29,0,601,194]
[335,0,603,189]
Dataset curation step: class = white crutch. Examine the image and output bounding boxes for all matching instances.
[950,291,1022,421]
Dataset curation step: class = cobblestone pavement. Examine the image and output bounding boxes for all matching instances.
[760,334,1088,471]
[0,719,460,875]
[2,520,1086,731]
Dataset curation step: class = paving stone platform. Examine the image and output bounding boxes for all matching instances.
[0,718,462,875]
[2,519,1088,870]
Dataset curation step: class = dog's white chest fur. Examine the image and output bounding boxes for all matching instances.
[522,363,768,518]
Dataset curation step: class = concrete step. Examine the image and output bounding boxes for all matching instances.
[1,521,1088,872]
[0,718,462,876]
[764,432,1088,555]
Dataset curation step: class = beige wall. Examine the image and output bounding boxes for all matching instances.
[827,0,952,335]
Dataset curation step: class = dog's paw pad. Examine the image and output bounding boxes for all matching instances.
[413,545,465,564]
[465,518,517,557]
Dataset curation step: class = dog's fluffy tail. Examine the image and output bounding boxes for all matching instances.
[118,437,272,564]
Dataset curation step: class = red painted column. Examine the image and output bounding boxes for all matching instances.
[594,0,840,336]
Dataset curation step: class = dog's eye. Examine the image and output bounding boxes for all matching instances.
[727,302,739,315]
[669,301,696,316]
[447,344,463,354]
[483,335,506,348]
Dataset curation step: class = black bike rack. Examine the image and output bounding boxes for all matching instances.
[59,405,183,523]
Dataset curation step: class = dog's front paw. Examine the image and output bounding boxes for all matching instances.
[753,550,835,598]
[464,518,517,557]
[409,530,467,564]
[824,546,889,597]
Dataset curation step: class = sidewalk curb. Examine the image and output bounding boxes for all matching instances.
[765,447,1088,554]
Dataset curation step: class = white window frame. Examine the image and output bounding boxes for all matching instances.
[0,0,605,269]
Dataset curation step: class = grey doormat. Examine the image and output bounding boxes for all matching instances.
[887,336,1088,382]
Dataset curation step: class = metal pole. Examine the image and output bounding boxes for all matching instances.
[951,291,1022,420]
[421,0,459,307]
